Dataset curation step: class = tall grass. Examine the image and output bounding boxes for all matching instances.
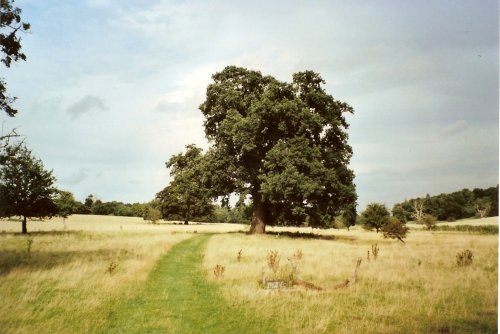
[204,229,498,333]
[0,220,193,332]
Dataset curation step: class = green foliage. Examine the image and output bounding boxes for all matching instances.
[1,0,31,116]
[433,225,498,234]
[381,217,409,243]
[157,145,214,223]
[199,66,356,230]
[392,203,411,223]
[360,203,390,233]
[143,206,162,224]
[54,190,80,220]
[0,143,57,233]
[393,186,498,221]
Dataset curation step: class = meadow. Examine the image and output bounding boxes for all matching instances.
[0,215,497,333]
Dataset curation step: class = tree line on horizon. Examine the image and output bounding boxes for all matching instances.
[392,185,498,223]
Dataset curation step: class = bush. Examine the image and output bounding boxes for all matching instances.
[422,214,437,230]
[381,217,409,243]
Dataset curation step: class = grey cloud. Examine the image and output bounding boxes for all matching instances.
[62,169,91,185]
[66,95,107,119]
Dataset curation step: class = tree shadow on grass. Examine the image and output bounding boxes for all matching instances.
[0,244,127,276]
[233,230,358,242]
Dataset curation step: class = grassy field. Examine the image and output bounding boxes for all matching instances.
[0,215,497,333]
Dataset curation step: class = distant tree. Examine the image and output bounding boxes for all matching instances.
[157,144,214,224]
[54,190,79,226]
[392,203,411,223]
[339,204,357,231]
[1,0,31,116]
[83,194,95,214]
[411,198,425,223]
[0,144,57,233]
[199,66,357,233]
[143,206,162,224]
[474,198,491,218]
[381,217,409,243]
[360,203,390,233]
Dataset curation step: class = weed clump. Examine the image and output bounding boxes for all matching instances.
[456,250,474,267]
[107,261,118,275]
[371,243,379,259]
[267,250,281,273]
[213,264,225,279]
[26,237,34,254]
[292,249,303,261]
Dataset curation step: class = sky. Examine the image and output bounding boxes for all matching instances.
[2,0,498,210]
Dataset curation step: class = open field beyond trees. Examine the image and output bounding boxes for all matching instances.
[0,215,498,333]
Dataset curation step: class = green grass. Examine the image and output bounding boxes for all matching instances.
[102,233,277,333]
[433,225,498,234]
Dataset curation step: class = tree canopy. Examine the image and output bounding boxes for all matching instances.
[392,186,498,222]
[0,143,57,233]
[0,0,31,116]
[199,66,356,233]
[157,144,214,224]
[360,203,390,233]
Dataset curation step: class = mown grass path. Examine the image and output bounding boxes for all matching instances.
[103,233,276,334]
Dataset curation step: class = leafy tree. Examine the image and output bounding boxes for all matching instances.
[381,217,409,243]
[360,203,390,233]
[1,0,31,116]
[54,190,80,224]
[0,144,57,233]
[83,194,95,214]
[200,66,356,233]
[392,203,411,223]
[157,144,214,224]
[143,206,162,224]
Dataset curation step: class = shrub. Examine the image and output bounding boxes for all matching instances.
[422,214,437,230]
[381,217,409,243]
[456,250,474,267]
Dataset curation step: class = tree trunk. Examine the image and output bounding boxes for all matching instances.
[249,201,268,234]
[22,216,27,234]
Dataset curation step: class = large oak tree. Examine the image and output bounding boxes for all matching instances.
[199,66,357,233]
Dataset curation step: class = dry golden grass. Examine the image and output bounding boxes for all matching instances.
[0,214,248,234]
[204,225,498,333]
[0,215,204,333]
